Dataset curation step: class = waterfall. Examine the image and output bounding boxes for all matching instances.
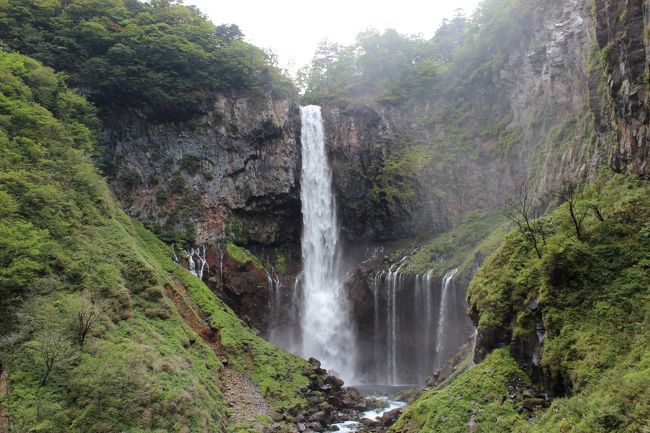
[364,264,474,385]
[424,269,435,361]
[386,258,407,385]
[414,269,436,383]
[267,273,302,355]
[266,269,282,342]
[372,271,383,383]
[435,268,459,367]
[299,105,356,381]
[187,246,208,280]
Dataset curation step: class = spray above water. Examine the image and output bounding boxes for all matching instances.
[299,105,356,381]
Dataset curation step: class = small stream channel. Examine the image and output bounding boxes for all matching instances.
[332,385,409,433]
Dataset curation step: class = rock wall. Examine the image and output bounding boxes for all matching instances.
[321,0,649,384]
[320,0,610,250]
[97,0,650,357]
[102,95,302,248]
[101,95,303,330]
[323,105,449,243]
[595,0,650,177]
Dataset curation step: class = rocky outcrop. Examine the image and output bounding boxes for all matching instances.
[101,95,304,330]
[320,0,610,248]
[595,0,650,177]
[323,105,448,243]
[96,0,649,361]
[102,95,302,248]
[282,358,366,433]
[468,0,650,399]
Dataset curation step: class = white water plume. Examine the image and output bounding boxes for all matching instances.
[299,105,356,381]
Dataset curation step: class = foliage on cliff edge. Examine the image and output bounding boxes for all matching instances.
[0,0,295,120]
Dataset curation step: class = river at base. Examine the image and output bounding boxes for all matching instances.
[333,385,409,433]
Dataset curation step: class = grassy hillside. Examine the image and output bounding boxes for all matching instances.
[391,349,530,433]
[0,49,308,433]
[393,174,650,432]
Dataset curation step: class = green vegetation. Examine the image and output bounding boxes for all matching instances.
[300,0,537,106]
[299,1,556,215]
[407,211,508,275]
[462,174,649,431]
[0,49,308,432]
[369,144,436,205]
[225,242,264,269]
[0,0,295,121]
[397,175,650,432]
[179,153,202,176]
[391,349,530,433]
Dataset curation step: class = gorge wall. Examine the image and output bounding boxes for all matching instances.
[98,0,650,386]
[595,0,650,177]
[101,95,303,331]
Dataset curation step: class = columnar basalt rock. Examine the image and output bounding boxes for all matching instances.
[102,95,303,247]
[594,0,650,177]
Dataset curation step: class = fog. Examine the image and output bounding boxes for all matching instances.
[186,0,480,73]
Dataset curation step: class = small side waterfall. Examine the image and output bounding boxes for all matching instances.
[415,269,435,378]
[267,273,302,354]
[386,258,408,385]
[187,246,208,280]
[298,105,356,380]
[366,265,474,385]
[435,268,459,367]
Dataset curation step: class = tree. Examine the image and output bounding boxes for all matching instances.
[70,291,102,347]
[28,327,74,388]
[556,182,589,240]
[215,23,243,42]
[504,183,545,258]
[19,302,75,389]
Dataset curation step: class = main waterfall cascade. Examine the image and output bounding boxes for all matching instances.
[266,106,475,386]
[297,105,357,380]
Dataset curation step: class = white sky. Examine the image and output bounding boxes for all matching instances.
[185,0,481,74]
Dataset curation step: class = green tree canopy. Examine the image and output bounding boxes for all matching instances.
[0,0,295,120]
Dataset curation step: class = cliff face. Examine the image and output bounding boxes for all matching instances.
[320,0,649,387]
[97,0,649,349]
[321,0,609,249]
[101,95,303,330]
[595,0,650,177]
[323,105,449,243]
[102,95,302,248]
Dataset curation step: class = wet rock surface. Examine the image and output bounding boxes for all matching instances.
[102,95,302,247]
[277,358,367,432]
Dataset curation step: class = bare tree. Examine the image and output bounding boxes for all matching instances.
[504,183,544,258]
[33,327,73,388]
[71,291,102,347]
[556,182,589,240]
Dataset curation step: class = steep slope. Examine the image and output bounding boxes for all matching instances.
[294,0,650,430]
[0,0,305,333]
[0,50,319,433]
[309,0,610,247]
[394,174,650,432]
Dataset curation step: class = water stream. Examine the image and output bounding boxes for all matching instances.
[298,105,356,381]
[366,265,474,385]
[266,106,474,387]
